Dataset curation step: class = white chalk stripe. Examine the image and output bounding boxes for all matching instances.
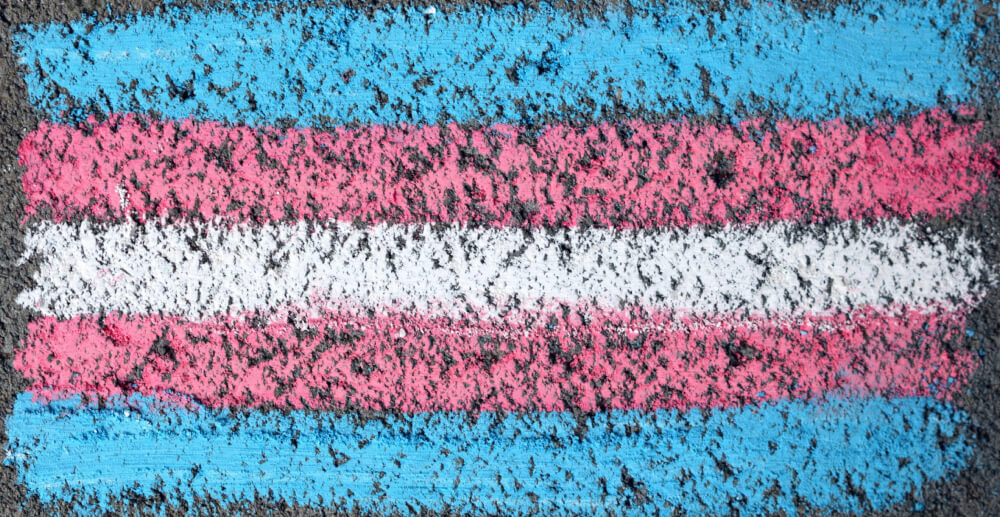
[17,220,986,320]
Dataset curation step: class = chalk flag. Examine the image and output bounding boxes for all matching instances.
[5,1,993,515]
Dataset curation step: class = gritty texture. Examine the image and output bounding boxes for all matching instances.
[6,393,974,516]
[17,220,987,319]
[12,1,977,125]
[18,305,976,412]
[2,1,1000,517]
[19,110,992,228]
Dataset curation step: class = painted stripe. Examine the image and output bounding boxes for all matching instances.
[13,2,975,124]
[18,305,976,412]
[18,220,985,320]
[6,393,970,515]
[19,110,991,226]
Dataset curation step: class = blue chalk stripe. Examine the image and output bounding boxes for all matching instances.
[6,393,970,516]
[14,1,976,125]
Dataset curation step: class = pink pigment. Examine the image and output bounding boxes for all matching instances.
[19,109,991,227]
[18,304,977,412]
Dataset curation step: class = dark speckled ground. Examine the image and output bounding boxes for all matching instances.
[1,1,999,515]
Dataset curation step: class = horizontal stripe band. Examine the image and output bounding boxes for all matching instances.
[18,220,985,319]
[13,2,975,124]
[19,110,990,226]
[19,305,975,412]
[6,393,970,515]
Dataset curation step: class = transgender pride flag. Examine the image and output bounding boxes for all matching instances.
[5,1,997,515]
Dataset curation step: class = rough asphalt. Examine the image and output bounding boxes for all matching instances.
[2,1,1000,515]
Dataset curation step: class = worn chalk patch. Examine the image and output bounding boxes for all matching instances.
[5,393,971,516]
[17,220,986,320]
[18,305,977,412]
[19,110,992,226]
[4,0,994,515]
[13,1,976,124]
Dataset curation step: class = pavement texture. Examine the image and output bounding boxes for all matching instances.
[2,1,1000,515]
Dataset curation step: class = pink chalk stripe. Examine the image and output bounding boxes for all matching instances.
[19,109,991,227]
[18,304,976,412]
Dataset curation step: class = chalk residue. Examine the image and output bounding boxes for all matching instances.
[19,110,991,226]
[19,305,976,412]
[13,1,976,124]
[18,220,986,319]
[6,393,971,516]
